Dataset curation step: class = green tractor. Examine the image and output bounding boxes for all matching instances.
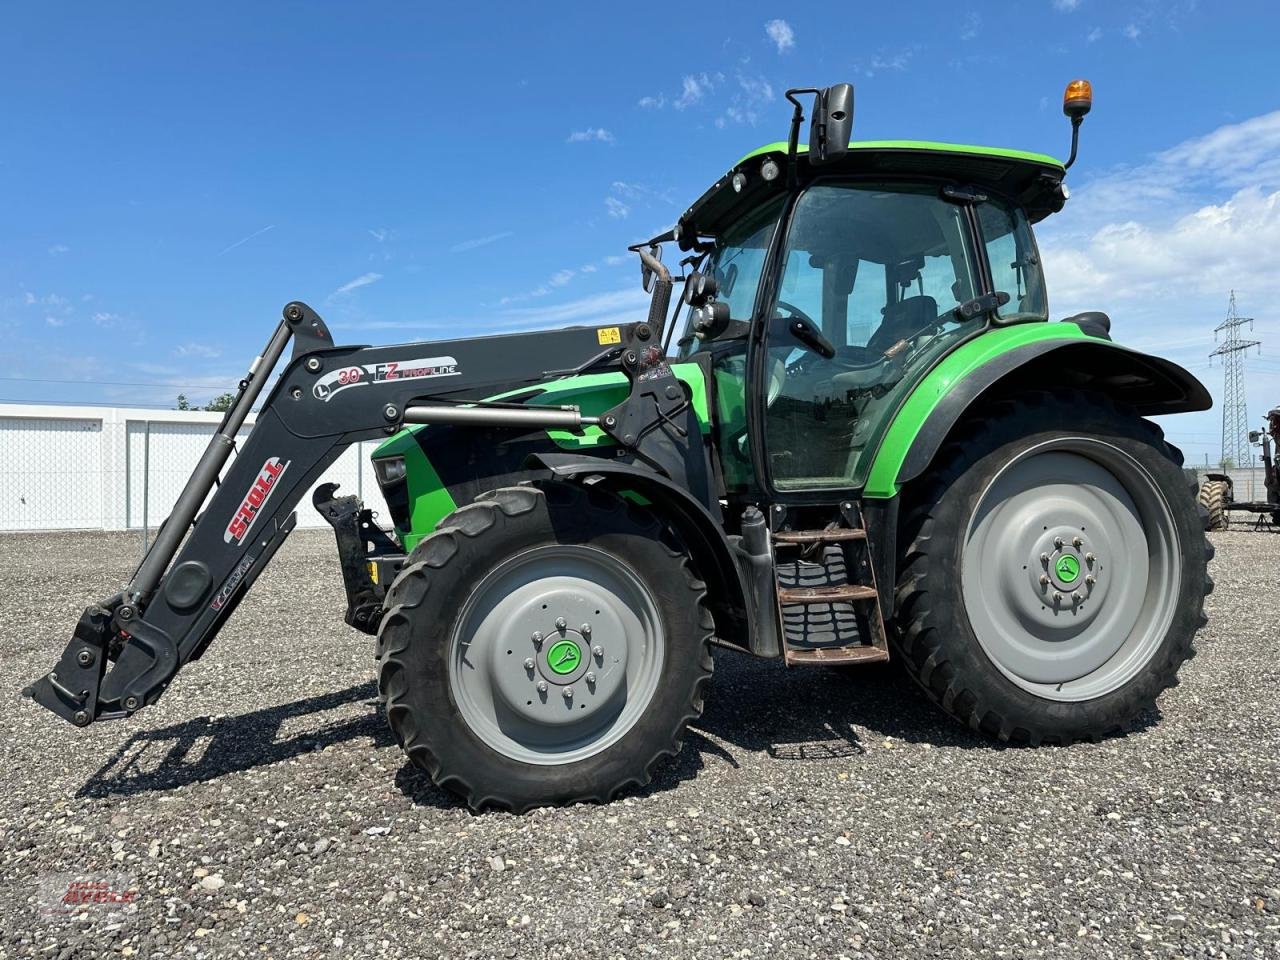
[28,80,1213,811]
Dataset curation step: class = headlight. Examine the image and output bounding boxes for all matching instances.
[373,456,406,485]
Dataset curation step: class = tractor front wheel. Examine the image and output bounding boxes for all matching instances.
[377,482,713,812]
[894,391,1211,744]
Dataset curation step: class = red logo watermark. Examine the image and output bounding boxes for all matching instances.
[39,874,138,917]
[224,457,289,544]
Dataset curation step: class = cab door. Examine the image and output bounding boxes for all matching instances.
[754,182,983,493]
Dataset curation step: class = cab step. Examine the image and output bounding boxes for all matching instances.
[778,584,878,603]
[784,644,890,666]
[770,505,889,667]
[772,527,866,545]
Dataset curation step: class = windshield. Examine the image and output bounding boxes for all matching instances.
[677,197,783,356]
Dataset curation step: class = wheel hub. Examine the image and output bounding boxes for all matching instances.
[1023,527,1103,611]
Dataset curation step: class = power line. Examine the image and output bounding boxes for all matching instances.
[1209,290,1262,467]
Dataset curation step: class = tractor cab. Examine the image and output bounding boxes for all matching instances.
[669,138,1064,495]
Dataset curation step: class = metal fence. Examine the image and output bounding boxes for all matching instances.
[0,403,379,535]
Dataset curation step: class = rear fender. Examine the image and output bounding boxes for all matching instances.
[865,332,1211,499]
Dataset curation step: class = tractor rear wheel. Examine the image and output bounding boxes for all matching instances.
[376,482,713,812]
[894,390,1211,745]
[1197,479,1230,531]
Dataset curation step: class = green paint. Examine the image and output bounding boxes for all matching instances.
[1056,555,1081,583]
[862,324,1095,499]
[546,639,582,675]
[736,140,1065,171]
[369,362,711,545]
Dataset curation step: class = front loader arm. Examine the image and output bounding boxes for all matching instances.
[25,302,625,728]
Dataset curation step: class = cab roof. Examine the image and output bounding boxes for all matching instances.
[680,140,1067,239]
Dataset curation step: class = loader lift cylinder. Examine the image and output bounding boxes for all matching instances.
[126,318,293,605]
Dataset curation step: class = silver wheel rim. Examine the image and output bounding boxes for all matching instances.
[960,437,1180,702]
[448,544,665,765]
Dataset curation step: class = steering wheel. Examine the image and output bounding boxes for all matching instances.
[775,299,816,328]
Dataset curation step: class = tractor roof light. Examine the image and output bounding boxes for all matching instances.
[760,158,780,182]
[732,171,747,193]
[1062,79,1093,119]
[1061,78,1093,171]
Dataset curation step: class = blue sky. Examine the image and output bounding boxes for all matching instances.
[3,1,1279,464]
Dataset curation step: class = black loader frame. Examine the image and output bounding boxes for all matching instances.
[24,282,723,729]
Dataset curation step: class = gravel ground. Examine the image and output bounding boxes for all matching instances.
[1,529,1277,959]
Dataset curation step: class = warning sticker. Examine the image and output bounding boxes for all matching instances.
[596,327,621,345]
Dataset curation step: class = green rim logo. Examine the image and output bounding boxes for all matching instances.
[546,639,582,676]
[1055,554,1081,583]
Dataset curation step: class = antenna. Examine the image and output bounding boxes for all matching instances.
[1209,290,1262,468]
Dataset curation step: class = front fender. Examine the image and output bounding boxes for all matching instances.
[526,453,758,653]
[863,323,1211,498]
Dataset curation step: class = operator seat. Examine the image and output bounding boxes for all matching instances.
[867,295,937,356]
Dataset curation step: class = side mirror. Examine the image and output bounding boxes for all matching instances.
[1249,430,1262,443]
[809,83,854,165]
[641,244,663,293]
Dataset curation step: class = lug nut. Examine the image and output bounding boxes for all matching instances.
[563,687,574,701]
[523,657,535,670]
[1039,574,1050,587]
[1085,553,1096,565]
[581,623,591,635]
[585,672,596,685]
[536,681,548,694]
[554,617,567,631]
[1040,553,1050,566]
[531,631,543,647]
[305,356,322,373]
[1071,591,1082,603]
[1052,592,1062,604]
[1073,536,1083,548]
[1053,537,1064,549]
[592,645,604,659]
[1085,575,1096,587]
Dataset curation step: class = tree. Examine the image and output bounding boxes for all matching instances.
[175,394,191,411]
[203,393,235,412]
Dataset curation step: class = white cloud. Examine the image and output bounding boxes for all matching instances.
[720,74,776,126]
[1053,0,1081,10]
[549,269,575,288]
[175,343,222,359]
[605,197,630,219]
[960,12,981,40]
[764,19,795,54]
[92,311,121,328]
[1123,22,1141,40]
[45,316,64,327]
[567,127,615,144]
[638,94,665,109]
[331,272,383,296]
[675,73,718,110]
[860,49,915,77]
[450,231,514,253]
[499,287,652,330]
[1086,26,1103,42]
[47,244,70,256]
[367,228,390,243]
